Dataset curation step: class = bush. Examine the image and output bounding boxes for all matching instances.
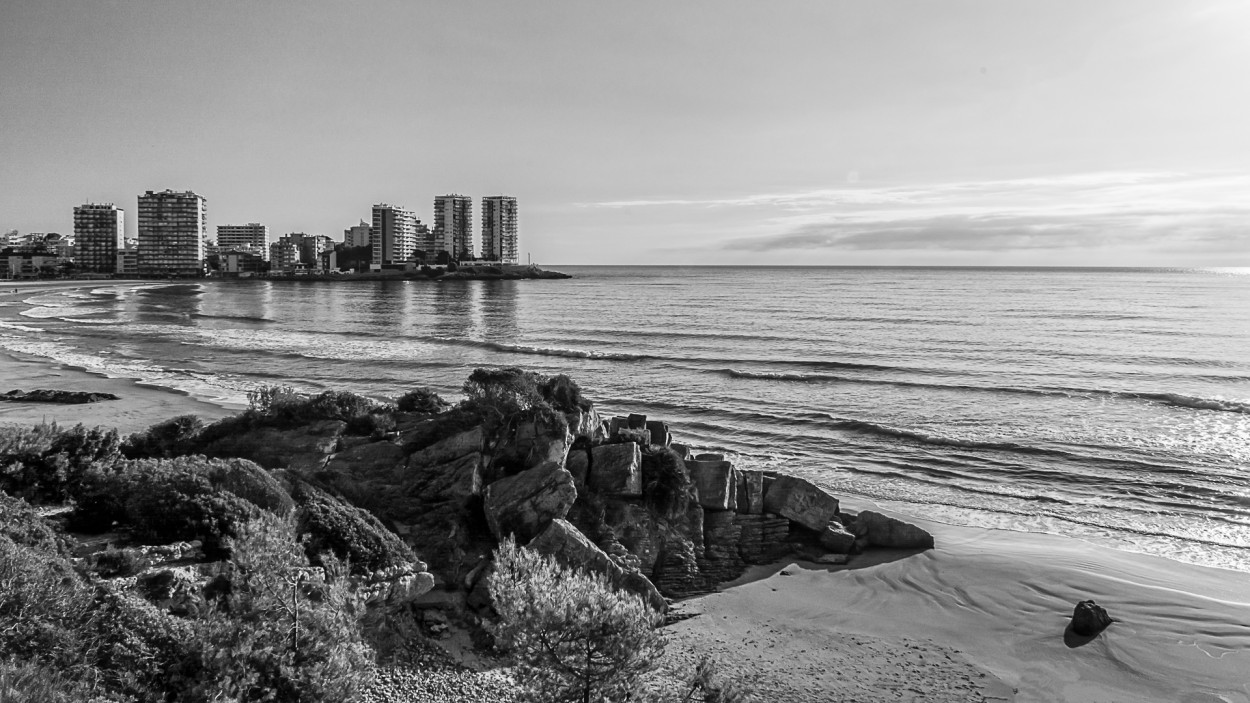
[121,415,203,459]
[124,463,260,558]
[86,547,148,578]
[243,386,384,430]
[488,537,665,703]
[0,493,73,556]
[293,482,415,574]
[0,423,121,500]
[203,458,295,516]
[539,374,590,414]
[396,387,449,414]
[345,411,397,437]
[189,514,373,702]
[64,467,130,534]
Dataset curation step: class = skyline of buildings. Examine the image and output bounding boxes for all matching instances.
[4,189,520,277]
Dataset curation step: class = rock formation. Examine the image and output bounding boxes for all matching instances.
[1070,599,1114,636]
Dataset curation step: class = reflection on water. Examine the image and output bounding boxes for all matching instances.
[132,284,204,324]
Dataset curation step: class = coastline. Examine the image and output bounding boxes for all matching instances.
[2,280,1248,701]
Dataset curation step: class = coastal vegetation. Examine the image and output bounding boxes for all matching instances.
[0,367,937,700]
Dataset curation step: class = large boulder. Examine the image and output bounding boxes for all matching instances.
[202,420,346,471]
[325,440,407,480]
[819,523,856,554]
[511,420,573,470]
[645,420,671,447]
[407,427,483,468]
[588,442,642,497]
[852,510,934,549]
[483,461,578,542]
[527,519,665,612]
[566,407,609,444]
[687,455,737,511]
[406,452,483,503]
[1070,600,1114,636]
[735,470,765,515]
[763,476,839,531]
[603,499,662,573]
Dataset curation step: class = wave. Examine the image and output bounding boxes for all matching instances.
[192,313,274,323]
[19,307,109,319]
[427,336,653,361]
[1127,391,1250,415]
[0,320,44,332]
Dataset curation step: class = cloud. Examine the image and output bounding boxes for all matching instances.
[724,207,1250,253]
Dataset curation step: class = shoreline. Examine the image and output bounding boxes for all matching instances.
[2,280,1248,700]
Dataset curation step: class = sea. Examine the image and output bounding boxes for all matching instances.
[1,266,1248,572]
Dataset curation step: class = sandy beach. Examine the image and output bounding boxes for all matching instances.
[0,281,235,434]
[664,501,1250,702]
[3,280,1249,702]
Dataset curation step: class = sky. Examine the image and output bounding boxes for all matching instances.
[1,0,1248,266]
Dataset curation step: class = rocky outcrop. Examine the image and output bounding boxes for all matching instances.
[407,427,483,468]
[737,514,792,564]
[762,476,839,531]
[688,454,737,511]
[137,567,204,616]
[527,519,666,611]
[852,510,934,549]
[602,499,662,574]
[483,461,577,542]
[2,388,121,404]
[588,443,642,497]
[735,470,765,515]
[324,440,406,480]
[406,452,483,503]
[1070,600,1114,636]
[566,407,608,444]
[509,421,572,470]
[699,510,746,584]
[202,420,346,471]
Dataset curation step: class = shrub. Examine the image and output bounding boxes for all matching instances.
[0,535,88,670]
[0,493,73,556]
[203,458,295,516]
[79,585,200,698]
[121,415,203,459]
[243,386,384,430]
[86,547,148,578]
[64,467,130,534]
[396,387,449,414]
[0,423,121,500]
[189,513,373,702]
[0,657,114,703]
[539,374,590,413]
[345,411,397,437]
[488,537,665,703]
[293,482,415,574]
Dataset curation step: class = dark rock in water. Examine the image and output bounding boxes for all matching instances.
[483,460,577,541]
[2,388,120,404]
[762,476,839,531]
[1070,600,1114,636]
[852,510,935,550]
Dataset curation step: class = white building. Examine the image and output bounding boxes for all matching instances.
[217,223,270,261]
[370,203,417,266]
[480,196,518,263]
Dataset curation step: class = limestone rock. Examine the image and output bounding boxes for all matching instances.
[406,451,483,503]
[511,421,573,470]
[645,420,671,447]
[588,442,642,497]
[852,510,934,549]
[566,449,589,486]
[407,427,483,468]
[735,469,765,515]
[483,461,578,541]
[527,519,666,612]
[819,523,857,554]
[1070,600,1114,636]
[202,420,346,471]
[763,476,839,531]
[603,498,662,573]
[736,514,792,564]
[325,440,406,479]
[687,455,737,511]
[1,388,120,404]
[566,406,608,444]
